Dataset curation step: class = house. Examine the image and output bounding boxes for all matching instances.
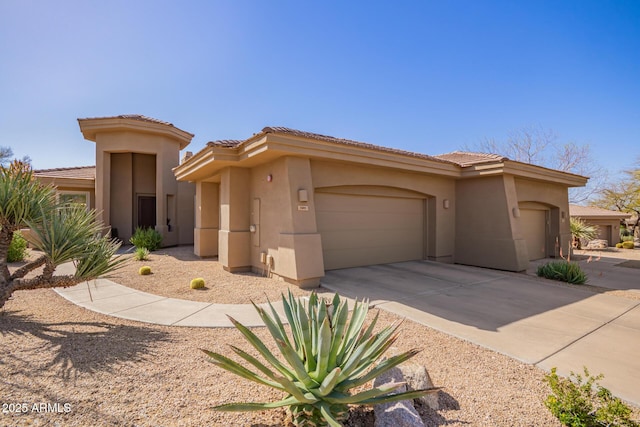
[569,204,632,246]
[33,115,588,288]
[174,126,587,287]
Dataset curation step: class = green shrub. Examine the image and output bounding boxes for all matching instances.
[621,235,634,242]
[616,243,624,248]
[134,247,150,261]
[130,227,162,251]
[139,266,152,275]
[7,231,28,262]
[190,278,205,289]
[202,291,439,426]
[545,367,639,427]
[622,241,635,249]
[537,261,587,284]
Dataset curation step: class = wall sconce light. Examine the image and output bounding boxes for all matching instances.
[561,211,566,222]
[266,174,273,182]
[512,207,521,218]
[298,189,308,202]
[443,199,450,209]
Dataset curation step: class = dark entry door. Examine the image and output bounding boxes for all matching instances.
[138,196,156,229]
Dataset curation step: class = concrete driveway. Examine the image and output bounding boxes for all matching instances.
[321,259,640,406]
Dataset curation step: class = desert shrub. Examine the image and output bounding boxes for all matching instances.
[130,227,162,251]
[190,278,205,289]
[622,241,635,249]
[616,243,624,248]
[621,235,634,242]
[139,266,152,275]
[570,218,598,248]
[134,247,150,261]
[7,230,28,262]
[537,261,587,284]
[545,367,639,427]
[202,291,439,426]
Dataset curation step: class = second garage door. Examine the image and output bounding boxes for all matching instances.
[315,192,425,270]
[520,208,548,261]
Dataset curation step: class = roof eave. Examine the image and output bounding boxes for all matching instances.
[78,117,194,150]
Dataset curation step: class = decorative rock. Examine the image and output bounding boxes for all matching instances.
[585,239,608,249]
[399,363,439,410]
[373,366,425,427]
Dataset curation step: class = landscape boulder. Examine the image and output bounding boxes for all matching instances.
[373,366,425,427]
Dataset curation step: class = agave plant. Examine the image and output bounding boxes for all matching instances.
[202,291,438,427]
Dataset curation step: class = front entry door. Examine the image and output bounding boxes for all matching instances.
[137,196,156,229]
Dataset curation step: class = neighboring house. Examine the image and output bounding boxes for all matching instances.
[569,204,632,246]
[33,166,96,210]
[32,116,588,288]
[174,126,588,287]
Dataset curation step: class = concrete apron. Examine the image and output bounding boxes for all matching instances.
[321,260,640,406]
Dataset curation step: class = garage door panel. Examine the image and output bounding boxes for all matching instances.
[520,209,547,261]
[320,229,423,250]
[316,192,424,270]
[316,211,423,231]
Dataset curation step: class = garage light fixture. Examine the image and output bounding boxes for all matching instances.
[512,207,520,218]
[443,199,450,209]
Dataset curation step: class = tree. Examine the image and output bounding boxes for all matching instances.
[591,162,640,237]
[0,146,13,166]
[469,125,608,203]
[0,161,125,309]
[0,146,31,166]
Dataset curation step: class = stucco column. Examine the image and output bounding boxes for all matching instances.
[276,157,324,287]
[455,175,527,271]
[219,167,251,271]
[194,181,219,257]
[95,143,111,232]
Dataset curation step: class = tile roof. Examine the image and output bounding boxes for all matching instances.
[207,139,244,148]
[261,127,447,162]
[78,115,194,137]
[569,204,632,218]
[34,166,96,180]
[433,151,507,167]
[206,126,454,164]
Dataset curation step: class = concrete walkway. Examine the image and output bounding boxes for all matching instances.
[53,255,640,406]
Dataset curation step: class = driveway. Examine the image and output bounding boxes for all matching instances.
[320,259,640,406]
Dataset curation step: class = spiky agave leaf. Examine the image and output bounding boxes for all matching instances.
[203,290,435,427]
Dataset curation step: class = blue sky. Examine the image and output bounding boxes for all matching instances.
[1,0,638,175]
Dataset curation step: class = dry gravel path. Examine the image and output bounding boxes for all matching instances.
[2,246,637,426]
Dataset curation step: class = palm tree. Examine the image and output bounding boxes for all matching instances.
[0,161,125,309]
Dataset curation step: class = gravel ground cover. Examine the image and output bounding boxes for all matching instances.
[2,246,638,426]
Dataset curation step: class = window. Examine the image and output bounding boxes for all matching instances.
[57,191,90,210]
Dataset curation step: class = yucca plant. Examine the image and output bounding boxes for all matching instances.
[570,217,598,249]
[202,291,438,427]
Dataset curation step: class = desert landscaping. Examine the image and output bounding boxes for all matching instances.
[6,246,640,426]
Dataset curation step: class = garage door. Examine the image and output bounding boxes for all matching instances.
[520,209,547,260]
[315,192,424,270]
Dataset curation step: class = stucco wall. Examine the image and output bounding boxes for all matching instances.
[455,175,526,271]
[94,130,194,247]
